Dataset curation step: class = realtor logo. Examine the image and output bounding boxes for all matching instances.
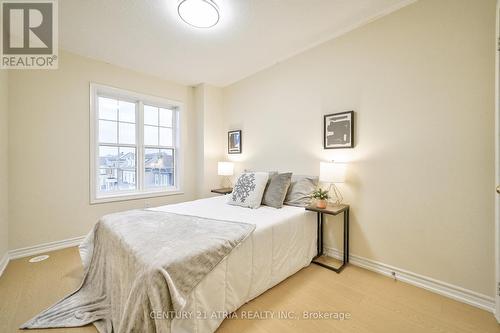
[1,0,58,69]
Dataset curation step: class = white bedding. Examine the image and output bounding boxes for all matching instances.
[150,195,317,333]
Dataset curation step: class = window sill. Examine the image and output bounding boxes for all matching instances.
[91,189,184,204]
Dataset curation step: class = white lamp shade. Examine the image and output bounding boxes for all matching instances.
[218,162,234,176]
[319,161,346,183]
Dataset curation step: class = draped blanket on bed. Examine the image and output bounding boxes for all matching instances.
[20,210,255,332]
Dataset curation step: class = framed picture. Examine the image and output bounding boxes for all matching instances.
[228,130,242,154]
[324,111,354,149]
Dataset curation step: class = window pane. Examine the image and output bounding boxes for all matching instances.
[98,146,136,193]
[119,122,135,144]
[118,147,136,190]
[119,101,135,123]
[159,108,173,127]
[99,146,119,168]
[144,105,158,126]
[159,149,175,187]
[118,168,136,190]
[144,148,159,189]
[144,125,158,146]
[119,147,136,168]
[99,146,119,192]
[159,127,173,147]
[144,149,174,188]
[99,120,117,143]
[98,97,118,121]
[101,169,118,192]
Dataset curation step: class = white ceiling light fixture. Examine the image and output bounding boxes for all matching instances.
[177,0,220,29]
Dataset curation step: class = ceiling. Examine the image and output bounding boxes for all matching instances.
[60,0,413,87]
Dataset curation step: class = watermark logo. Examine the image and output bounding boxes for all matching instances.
[1,0,58,69]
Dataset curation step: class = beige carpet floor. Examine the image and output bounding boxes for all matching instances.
[0,247,498,333]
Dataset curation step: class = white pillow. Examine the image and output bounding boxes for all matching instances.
[228,172,269,209]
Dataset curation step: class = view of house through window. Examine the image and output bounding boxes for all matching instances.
[92,85,180,202]
[143,105,175,189]
[145,148,174,189]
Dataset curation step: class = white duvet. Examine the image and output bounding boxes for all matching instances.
[150,195,317,333]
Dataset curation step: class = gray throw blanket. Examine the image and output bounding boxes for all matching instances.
[20,210,255,332]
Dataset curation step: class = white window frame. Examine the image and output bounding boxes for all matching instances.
[90,83,183,204]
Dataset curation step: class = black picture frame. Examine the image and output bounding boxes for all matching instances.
[323,111,354,149]
[228,130,242,154]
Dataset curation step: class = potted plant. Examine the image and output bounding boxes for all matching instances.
[312,188,329,209]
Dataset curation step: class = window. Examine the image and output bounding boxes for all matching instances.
[90,84,182,203]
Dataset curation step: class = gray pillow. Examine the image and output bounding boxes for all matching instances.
[284,175,319,207]
[262,173,292,208]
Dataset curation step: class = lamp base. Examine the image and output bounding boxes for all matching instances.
[328,183,343,206]
[221,176,232,188]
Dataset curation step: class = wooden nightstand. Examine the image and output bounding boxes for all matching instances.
[305,203,350,273]
[211,188,233,195]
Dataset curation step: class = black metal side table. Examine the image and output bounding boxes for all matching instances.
[305,203,350,273]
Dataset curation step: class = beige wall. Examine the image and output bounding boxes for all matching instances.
[8,51,197,249]
[2,0,495,300]
[223,0,495,297]
[194,84,226,197]
[0,71,8,259]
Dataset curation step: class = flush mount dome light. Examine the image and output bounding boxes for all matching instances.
[178,0,219,28]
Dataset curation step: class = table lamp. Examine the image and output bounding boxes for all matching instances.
[218,161,234,188]
[319,161,347,205]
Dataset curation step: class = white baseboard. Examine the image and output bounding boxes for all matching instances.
[7,236,86,260]
[0,236,86,278]
[0,252,9,277]
[324,247,495,313]
[1,236,495,314]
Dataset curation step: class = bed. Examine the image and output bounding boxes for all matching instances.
[151,195,317,332]
[21,195,317,332]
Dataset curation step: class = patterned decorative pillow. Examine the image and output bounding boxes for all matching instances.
[244,170,278,187]
[228,172,269,209]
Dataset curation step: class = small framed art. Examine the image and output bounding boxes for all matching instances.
[323,111,354,149]
[228,130,242,154]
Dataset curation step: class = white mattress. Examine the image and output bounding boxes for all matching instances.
[150,196,317,333]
